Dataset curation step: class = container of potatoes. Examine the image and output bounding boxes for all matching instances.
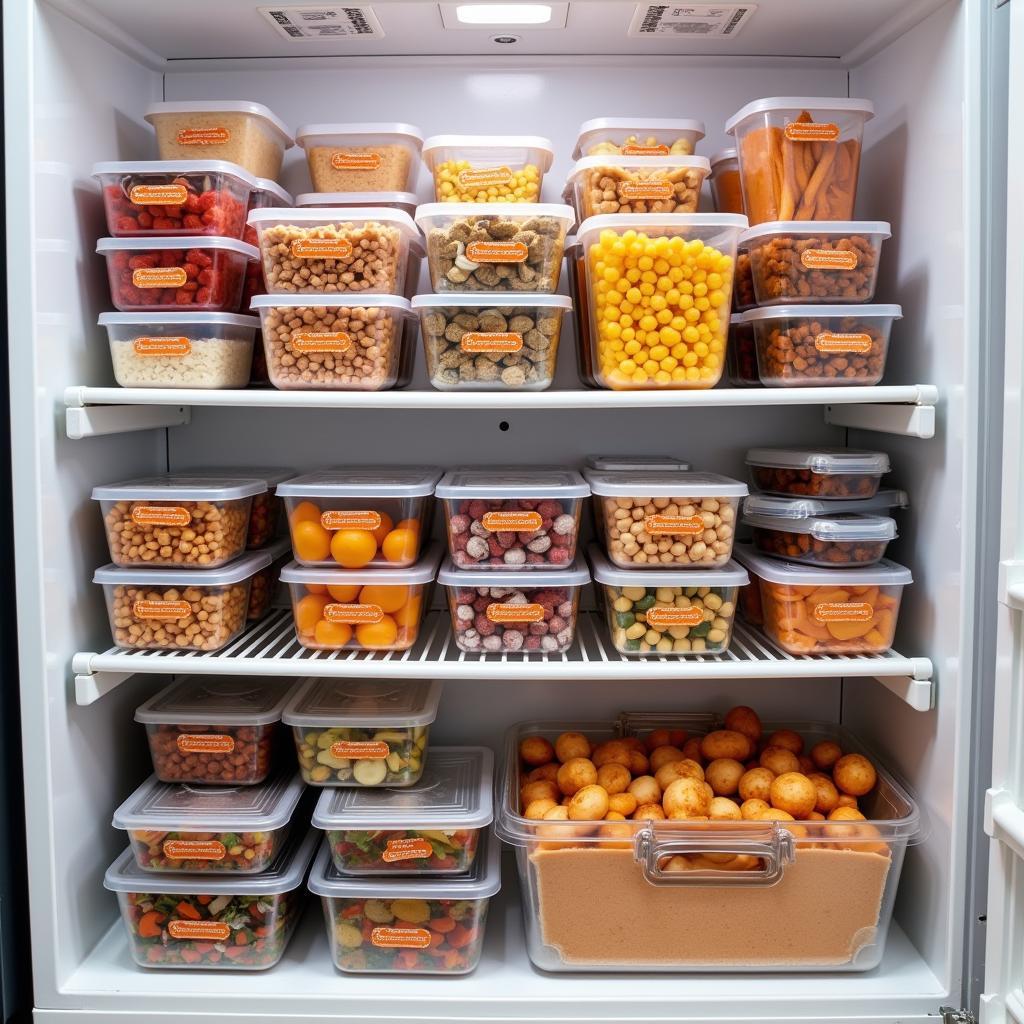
[495,706,919,972]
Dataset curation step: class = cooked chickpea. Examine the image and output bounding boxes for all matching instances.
[724,705,762,743]
[759,746,801,776]
[592,740,633,768]
[555,731,592,763]
[568,784,610,821]
[769,772,817,818]
[627,775,661,805]
[808,773,840,814]
[609,792,638,816]
[662,777,711,818]
[596,762,632,795]
[520,736,556,766]
[833,753,877,796]
[633,802,667,820]
[811,740,843,771]
[767,728,803,755]
[741,798,770,819]
[521,780,560,806]
[655,758,704,791]
[738,767,775,802]
[705,758,744,796]
[649,745,685,773]
[709,796,742,821]
[524,798,558,819]
[700,729,750,762]
[556,757,598,797]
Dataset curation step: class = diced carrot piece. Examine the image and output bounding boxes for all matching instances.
[175,901,201,920]
[429,917,457,933]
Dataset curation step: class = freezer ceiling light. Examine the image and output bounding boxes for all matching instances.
[455,4,553,23]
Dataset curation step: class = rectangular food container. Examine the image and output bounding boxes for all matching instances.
[564,236,597,387]
[416,202,573,294]
[566,155,710,219]
[280,543,441,652]
[496,711,919,972]
[585,455,691,471]
[247,537,291,621]
[94,549,271,652]
[112,769,305,874]
[725,97,874,226]
[584,469,747,569]
[145,101,294,181]
[250,294,414,391]
[740,221,891,305]
[92,474,265,568]
[734,246,756,310]
[242,178,294,307]
[746,447,891,499]
[135,675,294,786]
[93,160,257,238]
[709,149,744,215]
[738,568,764,626]
[572,118,705,159]
[296,193,419,218]
[437,556,590,654]
[578,213,747,390]
[412,293,572,391]
[277,467,440,569]
[296,123,423,193]
[97,235,257,313]
[313,746,494,876]
[282,677,442,787]
[97,312,259,390]
[435,466,589,569]
[180,466,294,549]
[104,826,317,970]
[422,135,553,204]
[726,310,759,387]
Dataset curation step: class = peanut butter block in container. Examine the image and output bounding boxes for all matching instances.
[296,123,423,194]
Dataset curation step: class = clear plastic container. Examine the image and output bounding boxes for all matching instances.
[437,556,590,654]
[277,467,440,569]
[283,677,442,787]
[496,711,919,972]
[296,123,423,193]
[248,537,291,621]
[435,466,589,569]
[309,830,500,974]
[566,155,710,218]
[745,509,897,567]
[709,148,744,216]
[734,544,912,655]
[743,489,910,518]
[135,676,294,786]
[584,469,747,569]
[145,101,294,181]
[572,118,705,160]
[313,746,494,875]
[725,97,875,226]
[578,213,748,390]
[734,246,756,311]
[740,221,891,305]
[412,293,572,391]
[296,192,419,217]
[250,294,414,391]
[564,235,597,387]
[93,160,257,238]
[280,544,441,652]
[97,312,259,389]
[738,568,764,626]
[92,474,265,567]
[585,455,691,471]
[112,769,305,874]
[94,549,271,652]
[746,447,891,499]
[96,235,257,313]
[242,178,294,307]
[104,826,317,970]
[421,135,554,203]
[726,310,760,388]
[179,466,293,549]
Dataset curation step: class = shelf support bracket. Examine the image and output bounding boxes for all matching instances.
[65,403,189,439]
[825,402,936,439]
[72,653,134,705]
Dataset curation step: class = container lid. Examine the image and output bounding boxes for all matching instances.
[98,312,260,329]
[709,148,738,167]
[91,160,259,189]
[743,511,897,543]
[435,466,589,499]
[111,769,305,832]
[746,447,891,475]
[253,177,294,205]
[104,826,318,896]
[422,134,554,165]
[282,677,443,728]
[276,466,441,499]
[739,221,892,246]
[587,545,748,588]
[572,118,707,160]
[437,555,590,588]
[249,294,414,316]
[415,202,574,228]
[725,97,875,136]
[743,489,909,518]
[577,212,749,240]
[135,676,295,726]
[732,543,912,585]
[295,191,418,210]
[295,122,424,148]
[566,155,711,184]
[179,466,294,489]
[144,101,294,148]
[279,543,442,586]
[92,473,267,502]
[312,746,494,831]
[96,235,259,259]
[585,454,691,472]
[411,293,573,311]
[742,303,903,321]
[307,829,500,900]
[93,548,272,587]
[583,469,747,498]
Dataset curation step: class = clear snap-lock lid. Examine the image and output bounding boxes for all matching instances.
[179,466,295,490]
[295,192,418,214]
[585,454,692,472]
[295,122,424,148]
[743,511,898,543]
[93,548,272,587]
[415,202,574,230]
[144,101,295,149]
[435,466,589,500]
[739,221,892,247]
[587,545,748,588]
[742,303,903,322]
[724,97,875,136]
[572,118,707,160]
[743,490,910,518]
[733,543,912,586]
[279,543,442,587]
[249,294,414,316]
[98,312,261,330]
[283,678,443,729]
[746,448,891,476]
[567,154,711,181]
[252,177,294,206]
[92,160,260,189]
[135,676,295,727]
[92,473,267,503]
[276,466,441,499]
[437,555,590,589]
[411,293,573,311]
[421,134,555,167]
[312,747,494,832]
[583,469,748,499]
[96,236,259,259]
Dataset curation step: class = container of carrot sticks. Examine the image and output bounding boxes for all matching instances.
[725,98,874,226]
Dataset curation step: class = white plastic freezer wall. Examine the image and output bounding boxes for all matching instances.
[1,0,999,1021]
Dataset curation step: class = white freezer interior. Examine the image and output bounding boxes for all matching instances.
[5,0,989,1019]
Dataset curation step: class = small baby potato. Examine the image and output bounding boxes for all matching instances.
[555,731,592,763]
[756,807,794,821]
[609,792,638,816]
[628,775,661,805]
[556,757,598,796]
[828,805,866,821]
[649,745,685,773]
[811,740,843,771]
[645,728,673,752]
[738,767,775,802]
[767,728,803,755]
[543,804,568,820]
[629,750,651,776]
[604,810,626,820]
[741,798,770,819]
[836,793,859,809]
[596,762,631,795]
[806,810,826,821]
[710,796,743,821]
[798,756,817,775]
[705,758,745,796]
[524,798,559,820]
[662,854,693,872]
[807,773,840,814]
[700,729,750,762]
[662,777,711,818]
[769,772,817,819]
[703,782,715,803]
[759,746,801,776]
[833,753,878,796]
[568,784,610,821]
[724,705,762,743]
[527,763,559,784]
[591,740,633,768]
[655,758,704,791]
[682,737,705,763]
[520,736,556,766]
[633,802,667,820]
[598,819,634,846]
[521,780,560,807]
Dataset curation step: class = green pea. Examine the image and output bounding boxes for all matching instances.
[689,621,711,638]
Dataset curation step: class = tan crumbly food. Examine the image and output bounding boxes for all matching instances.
[109,337,253,389]
[306,144,412,192]
[150,111,285,180]
[110,582,249,650]
[580,163,705,216]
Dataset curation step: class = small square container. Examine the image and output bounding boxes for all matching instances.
[725,97,874,226]
[180,466,294,549]
[589,545,748,656]
[584,469,747,569]
[566,155,710,219]
[247,537,291,621]
[112,769,305,874]
[94,549,271,652]
[416,202,573,294]
[242,178,294,307]
[740,221,891,305]
[97,312,260,390]
[92,474,265,568]
[135,676,294,786]
[278,467,441,569]
[309,830,500,974]
[145,101,294,181]
[250,294,415,391]
[746,448,891,500]
[296,192,419,217]
[104,826,317,970]
[93,160,258,239]
[572,118,705,160]
[435,466,589,569]
[437,556,590,655]
[564,236,597,387]
[726,310,760,387]
[280,543,442,652]
[96,235,257,313]
[283,677,442,787]
[734,544,912,655]
[313,746,494,876]
[578,213,747,390]
[422,135,553,203]
[585,455,691,471]
[709,149,744,215]
[296,123,423,193]
[412,293,572,391]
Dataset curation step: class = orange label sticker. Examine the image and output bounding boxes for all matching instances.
[645,605,705,628]
[457,165,513,188]
[487,602,545,624]
[133,266,187,289]
[324,603,384,624]
[163,840,227,860]
[177,734,235,754]
[331,740,390,759]
[619,180,674,200]
[800,248,859,271]
[320,510,382,531]
[131,505,192,527]
[382,837,434,862]
[814,331,873,354]
[168,920,231,941]
[331,151,382,170]
[622,143,670,156]
[291,331,352,353]
[812,601,874,623]
[371,926,432,949]
[130,184,189,206]
[481,510,542,531]
[133,336,191,357]
[644,514,705,535]
[465,241,528,264]
[176,127,231,146]
[784,121,840,142]
[460,331,523,353]
[133,599,192,620]
[290,238,354,259]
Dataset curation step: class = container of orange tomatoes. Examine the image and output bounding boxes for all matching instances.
[278,468,441,570]
[280,544,442,652]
